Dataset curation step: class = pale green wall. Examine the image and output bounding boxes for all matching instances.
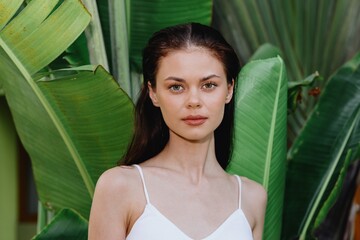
[0,97,18,240]
[18,223,36,240]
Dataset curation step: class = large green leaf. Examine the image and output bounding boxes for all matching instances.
[33,209,88,240]
[313,149,353,232]
[0,77,3,95]
[283,52,360,239]
[0,0,90,75]
[299,109,360,240]
[81,0,109,70]
[248,43,282,62]
[213,0,360,83]
[313,158,360,239]
[213,0,360,143]
[100,0,132,95]
[227,57,288,240]
[62,33,91,67]
[1,59,134,218]
[0,0,134,219]
[0,0,22,30]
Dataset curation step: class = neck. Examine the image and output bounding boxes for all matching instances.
[156,131,223,183]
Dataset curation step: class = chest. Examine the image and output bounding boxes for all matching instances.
[131,176,241,239]
[127,204,253,240]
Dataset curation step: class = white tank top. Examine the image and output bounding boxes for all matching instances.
[126,165,253,240]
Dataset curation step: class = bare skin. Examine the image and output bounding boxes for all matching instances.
[88,48,267,240]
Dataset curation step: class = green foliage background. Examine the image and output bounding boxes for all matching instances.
[0,0,359,239]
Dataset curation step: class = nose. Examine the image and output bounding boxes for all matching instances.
[186,89,202,108]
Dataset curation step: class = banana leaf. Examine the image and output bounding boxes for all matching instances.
[213,0,360,144]
[0,79,3,95]
[283,52,360,239]
[33,209,88,240]
[95,0,112,67]
[46,32,90,72]
[0,0,23,30]
[213,0,360,83]
[81,0,109,70]
[62,33,90,67]
[313,149,353,231]
[0,0,89,75]
[248,43,320,116]
[313,159,360,239]
[248,43,282,62]
[227,56,288,240]
[97,0,132,94]
[0,0,134,219]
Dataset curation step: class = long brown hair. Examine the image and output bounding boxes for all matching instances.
[120,22,240,169]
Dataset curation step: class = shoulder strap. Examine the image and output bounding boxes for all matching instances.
[133,164,150,204]
[235,175,242,209]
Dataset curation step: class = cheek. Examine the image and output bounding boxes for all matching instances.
[207,92,228,109]
[158,95,179,109]
[156,97,180,120]
[207,95,227,120]
[214,105,226,121]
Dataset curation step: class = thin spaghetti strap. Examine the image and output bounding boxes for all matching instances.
[133,164,150,204]
[235,175,242,209]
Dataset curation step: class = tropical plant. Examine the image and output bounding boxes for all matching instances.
[0,0,134,230]
[284,53,360,239]
[213,0,360,141]
[227,56,287,239]
[213,0,360,239]
[1,0,359,240]
[0,0,288,239]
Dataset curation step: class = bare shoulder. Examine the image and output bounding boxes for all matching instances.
[240,177,267,239]
[96,165,139,187]
[241,176,267,205]
[88,165,142,239]
[94,165,140,197]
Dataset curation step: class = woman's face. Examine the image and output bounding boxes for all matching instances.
[149,47,233,142]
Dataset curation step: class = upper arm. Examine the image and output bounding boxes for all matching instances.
[88,167,132,240]
[251,183,267,240]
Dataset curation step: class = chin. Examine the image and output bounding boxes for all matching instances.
[178,132,213,143]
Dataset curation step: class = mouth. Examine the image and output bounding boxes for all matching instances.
[182,115,208,126]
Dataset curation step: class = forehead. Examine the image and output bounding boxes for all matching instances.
[162,46,221,62]
[156,47,226,76]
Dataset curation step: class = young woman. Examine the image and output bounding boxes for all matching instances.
[88,22,267,240]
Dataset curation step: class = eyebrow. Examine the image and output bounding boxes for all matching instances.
[164,74,221,82]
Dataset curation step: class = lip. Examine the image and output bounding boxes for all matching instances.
[182,115,208,126]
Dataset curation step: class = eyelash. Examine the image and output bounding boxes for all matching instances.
[168,81,218,93]
[202,82,218,89]
[169,84,184,92]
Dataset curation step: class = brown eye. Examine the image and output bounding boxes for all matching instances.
[202,82,217,90]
